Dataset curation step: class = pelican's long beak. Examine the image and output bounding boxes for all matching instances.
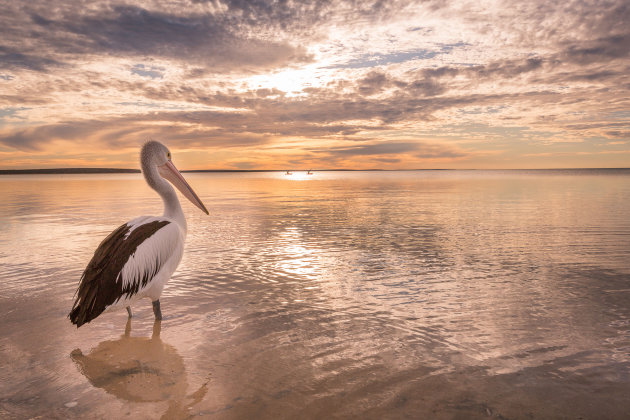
[158,161,209,215]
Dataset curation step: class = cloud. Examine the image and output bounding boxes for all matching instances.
[0,85,553,154]
[324,142,419,156]
[192,0,416,28]
[0,112,274,152]
[0,46,64,72]
[357,71,390,96]
[314,141,468,162]
[372,157,401,164]
[229,160,257,170]
[561,34,630,65]
[415,144,467,159]
[0,0,424,75]
[0,0,629,169]
[28,5,311,71]
[604,131,630,139]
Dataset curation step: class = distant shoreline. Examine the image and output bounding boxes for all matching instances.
[0,167,628,175]
[0,168,440,174]
[0,168,141,175]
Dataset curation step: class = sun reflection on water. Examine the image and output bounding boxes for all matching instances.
[274,171,316,181]
[275,227,319,279]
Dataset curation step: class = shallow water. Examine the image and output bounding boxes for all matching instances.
[1,169,630,419]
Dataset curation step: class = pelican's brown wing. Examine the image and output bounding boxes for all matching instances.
[69,219,170,327]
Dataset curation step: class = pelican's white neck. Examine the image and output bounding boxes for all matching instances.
[142,160,187,232]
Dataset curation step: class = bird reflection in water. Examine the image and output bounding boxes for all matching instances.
[71,320,208,418]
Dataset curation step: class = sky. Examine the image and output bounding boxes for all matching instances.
[0,0,629,170]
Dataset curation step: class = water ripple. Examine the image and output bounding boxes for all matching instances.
[2,171,630,418]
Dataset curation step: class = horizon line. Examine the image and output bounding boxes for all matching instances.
[1,167,630,175]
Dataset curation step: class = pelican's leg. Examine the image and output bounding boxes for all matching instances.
[152,300,162,320]
[124,317,132,337]
[126,306,133,318]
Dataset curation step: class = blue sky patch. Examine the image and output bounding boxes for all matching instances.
[328,42,468,69]
[131,64,164,79]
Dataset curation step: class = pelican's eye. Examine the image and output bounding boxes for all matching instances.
[167,152,171,160]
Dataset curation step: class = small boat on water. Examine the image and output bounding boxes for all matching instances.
[307,170,313,175]
[285,170,292,175]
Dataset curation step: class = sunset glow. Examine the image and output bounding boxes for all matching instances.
[1,1,629,170]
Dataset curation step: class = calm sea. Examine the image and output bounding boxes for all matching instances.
[1,169,630,419]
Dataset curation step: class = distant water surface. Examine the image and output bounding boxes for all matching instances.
[1,169,630,419]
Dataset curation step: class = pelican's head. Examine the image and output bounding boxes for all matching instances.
[141,140,209,215]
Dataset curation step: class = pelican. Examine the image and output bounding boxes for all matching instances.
[69,141,208,327]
